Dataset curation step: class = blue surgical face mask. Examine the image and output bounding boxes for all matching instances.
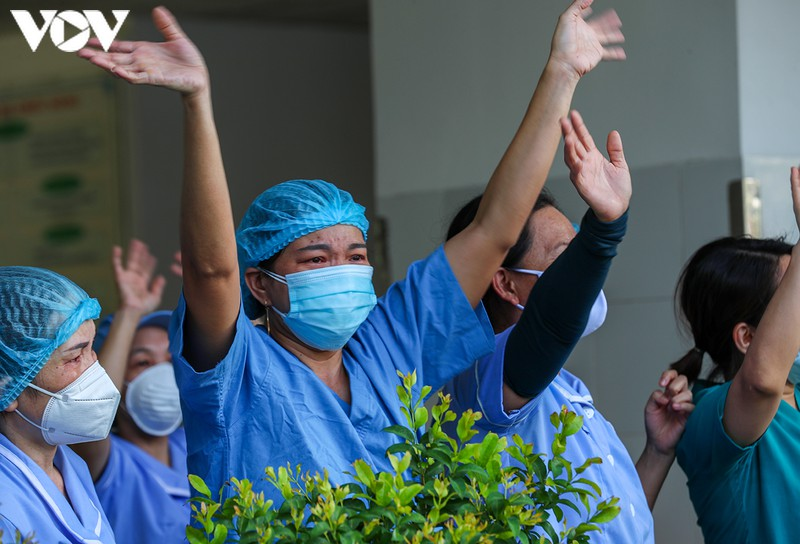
[506,267,608,338]
[788,351,800,385]
[260,265,377,351]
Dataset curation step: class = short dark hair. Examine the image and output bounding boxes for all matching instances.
[671,236,792,383]
[446,189,561,269]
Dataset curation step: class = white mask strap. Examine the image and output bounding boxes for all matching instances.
[258,267,287,285]
[505,268,543,311]
[506,267,544,278]
[15,408,54,433]
[26,382,62,401]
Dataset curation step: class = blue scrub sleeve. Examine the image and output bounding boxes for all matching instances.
[362,245,495,393]
[503,209,627,399]
[448,328,541,432]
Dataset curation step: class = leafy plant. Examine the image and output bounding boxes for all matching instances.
[187,371,619,543]
[0,528,37,544]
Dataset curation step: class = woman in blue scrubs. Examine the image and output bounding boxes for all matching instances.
[0,267,118,543]
[78,0,625,505]
[672,167,800,543]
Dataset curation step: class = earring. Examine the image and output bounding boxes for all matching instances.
[264,303,271,335]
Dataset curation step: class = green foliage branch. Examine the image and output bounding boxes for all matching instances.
[187,371,619,544]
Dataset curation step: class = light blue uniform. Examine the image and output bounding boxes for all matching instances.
[444,328,654,543]
[171,246,494,503]
[0,433,115,544]
[677,382,800,544]
[95,429,190,543]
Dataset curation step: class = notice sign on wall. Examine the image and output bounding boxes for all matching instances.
[0,77,124,307]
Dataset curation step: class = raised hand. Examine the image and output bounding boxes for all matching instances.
[643,369,694,456]
[561,110,631,222]
[77,7,208,96]
[113,239,166,315]
[549,0,625,79]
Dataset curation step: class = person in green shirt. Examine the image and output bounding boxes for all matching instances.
[673,166,800,543]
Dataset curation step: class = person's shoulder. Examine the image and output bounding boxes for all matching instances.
[554,369,592,397]
[692,379,729,406]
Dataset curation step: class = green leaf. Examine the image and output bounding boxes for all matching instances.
[186,526,207,544]
[386,442,413,457]
[562,412,583,437]
[352,459,376,487]
[188,474,212,498]
[398,484,423,505]
[590,505,621,524]
[477,433,500,467]
[210,525,228,544]
[414,406,428,430]
[383,425,415,443]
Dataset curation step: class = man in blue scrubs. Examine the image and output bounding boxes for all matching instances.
[79,0,625,505]
[444,112,693,542]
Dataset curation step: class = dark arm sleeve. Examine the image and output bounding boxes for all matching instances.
[503,208,628,398]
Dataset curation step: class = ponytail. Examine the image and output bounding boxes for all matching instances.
[670,347,704,384]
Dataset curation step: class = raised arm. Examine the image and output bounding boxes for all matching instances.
[724,166,800,446]
[635,369,694,510]
[444,0,625,307]
[99,240,166,389]
[72,239,165,480]
[79,8,240,371]
[502,111,630,411]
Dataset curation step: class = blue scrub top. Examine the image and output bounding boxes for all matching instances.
[0,433,115,543]
[171,245,495,504]
[677,382,800,544]
[444,328,654,543]
[95,429,190,544]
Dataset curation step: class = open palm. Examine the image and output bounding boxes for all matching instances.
[549,0,625,78]
[562,110,631,222]
[114,239,165,314]
[77,7,207,96]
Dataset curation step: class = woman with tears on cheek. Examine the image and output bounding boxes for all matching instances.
[0,266,118,543]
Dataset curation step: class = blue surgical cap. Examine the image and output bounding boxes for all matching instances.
[0,267,101,410]
[236,179,369,319]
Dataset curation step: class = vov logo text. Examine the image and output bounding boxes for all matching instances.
[10,10,129,53]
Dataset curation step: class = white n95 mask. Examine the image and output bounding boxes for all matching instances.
[16,361,120,445]
[124,362,183,436]
[507,267,608,338]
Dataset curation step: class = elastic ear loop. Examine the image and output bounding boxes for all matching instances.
[258,267,282,335]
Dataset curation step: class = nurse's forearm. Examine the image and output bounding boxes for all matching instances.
[447,63,579,308]
[180,89,240,370]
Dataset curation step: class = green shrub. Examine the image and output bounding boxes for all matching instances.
[0,529,37,544]
[187,371,619,543]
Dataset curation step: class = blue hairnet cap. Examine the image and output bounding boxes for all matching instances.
[0,267,101,410]
[236,179,369,319]
[93,310,172,354]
